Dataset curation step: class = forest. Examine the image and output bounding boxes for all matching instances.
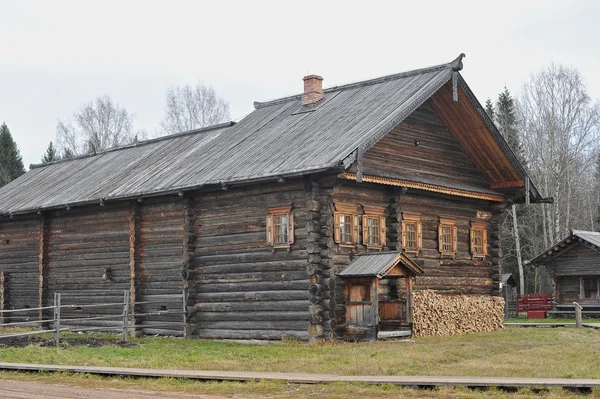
[486,64,600,293]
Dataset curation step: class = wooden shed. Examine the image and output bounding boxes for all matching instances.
[0,54,543,340]
[338,252,423,340]
[530,230,600,316]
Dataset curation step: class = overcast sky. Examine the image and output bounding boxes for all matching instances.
[2,0,599,168]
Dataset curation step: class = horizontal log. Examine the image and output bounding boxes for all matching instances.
[193,328,308,340]
[192,300,308,313]
[194,311,309,322]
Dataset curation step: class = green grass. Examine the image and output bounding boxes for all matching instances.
[2,328,600,397]
[505,316,600,324]
[1,328,600,379]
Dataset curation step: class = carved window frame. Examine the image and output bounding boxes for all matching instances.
[438,217,457,258]
[362,205,386,251]
[266,205,294,251]
[470,221,488,259]
[334,203,359,247]
[401,212,422,255]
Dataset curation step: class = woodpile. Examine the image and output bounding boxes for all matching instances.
[412,290,504,337]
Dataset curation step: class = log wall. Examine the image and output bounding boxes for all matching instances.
[397,192,498,296]
[550,244,600,277]
[137,197,186,336]
[0,215,40,321]
[363,100,490,191]
[190,179,310,340]
[331,181,500,335]
[46,204,131,328]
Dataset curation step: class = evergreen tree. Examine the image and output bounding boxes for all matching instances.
[0,122,26,187]
[41,141,59,163]
[485,98,495,120]
[62,148,74,160]
[496,87,525,164]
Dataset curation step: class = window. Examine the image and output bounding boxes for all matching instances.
[266,205,294,249]
[401,212,422,254]
[334,203,359,246]
[470,221,488,259]
[581,278,600,299]
[438,218,457,257]
[362,206,386,249]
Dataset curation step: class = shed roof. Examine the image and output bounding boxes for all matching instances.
[338,252,424,278]
[529,230,600,264]
[0,54,538,216]
[502,273,517,287]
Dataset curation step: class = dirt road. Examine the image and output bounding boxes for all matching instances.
[0,380,227,399]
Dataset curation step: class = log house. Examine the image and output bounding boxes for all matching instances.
[530,230,600,316]
[0,54,542,340]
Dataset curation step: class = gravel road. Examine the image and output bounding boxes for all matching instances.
[0,380,227,399]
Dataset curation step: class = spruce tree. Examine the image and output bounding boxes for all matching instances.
[0,122,26,187]
[485,98,495,120]
[41,141,59,163]
[496,87,525,164]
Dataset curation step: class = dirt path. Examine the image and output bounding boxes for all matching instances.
[0,380,227,399]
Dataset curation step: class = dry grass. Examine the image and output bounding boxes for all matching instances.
[0,372,597,399]
[1,327,600,397]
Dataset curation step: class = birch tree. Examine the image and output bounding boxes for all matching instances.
[56,95,140,156]
[160,82,230,134]
[519,64,600,244]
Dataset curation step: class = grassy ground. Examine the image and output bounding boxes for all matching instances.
[505,317,600,324]
[1,327,600,398]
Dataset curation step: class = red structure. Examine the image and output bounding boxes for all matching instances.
[516,293,553,318]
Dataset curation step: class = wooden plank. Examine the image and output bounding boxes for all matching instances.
[1,362,600,389]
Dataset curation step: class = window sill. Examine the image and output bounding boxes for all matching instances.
[440,252,456,259]
[271,244,291,252]
[338,243,356,249]
[365,245,383,252]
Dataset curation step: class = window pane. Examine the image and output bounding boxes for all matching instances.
[583,278,598,299]
[274,215,288,244]
[473,229,483,255]
[442,226,452,252]
[339,214,352,243]
[405,223,416,249]
[367,217,379,245]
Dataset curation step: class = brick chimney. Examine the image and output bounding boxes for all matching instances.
[302,74,324,105]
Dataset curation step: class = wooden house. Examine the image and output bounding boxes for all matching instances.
[530,230,600,316]
[0,54,542,341]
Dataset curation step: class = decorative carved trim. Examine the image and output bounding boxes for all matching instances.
[490,180,525,189]
[339,172,504,202]
[476,210,492,220]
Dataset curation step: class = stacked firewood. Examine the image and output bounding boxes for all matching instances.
[412,290,504,337]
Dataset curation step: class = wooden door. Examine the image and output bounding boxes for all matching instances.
[346,279,378,327]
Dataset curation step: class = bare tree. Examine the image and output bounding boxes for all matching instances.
[160,83,230,134]
[57,95,140,156]
[519,64,600,247]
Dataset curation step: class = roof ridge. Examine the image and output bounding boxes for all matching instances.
[572,229,600,235]
[30,121,236,170]
[253,54,465,109]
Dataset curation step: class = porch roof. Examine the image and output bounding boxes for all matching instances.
[338,252,424,279]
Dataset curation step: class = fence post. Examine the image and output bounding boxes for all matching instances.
[0,272,5,325]
[574,302,583,328]
[54,293,61,347]
[122,290,129,342]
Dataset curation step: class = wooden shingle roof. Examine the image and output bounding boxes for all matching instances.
[0,54,537,215]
